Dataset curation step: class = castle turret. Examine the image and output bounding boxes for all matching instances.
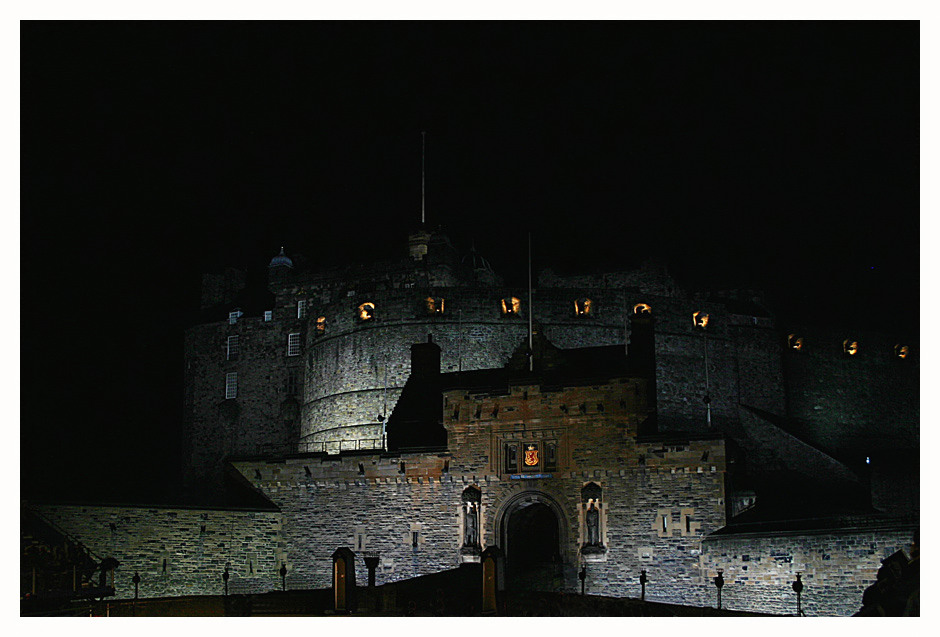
[408,228,431,261]
[267,246,293,288]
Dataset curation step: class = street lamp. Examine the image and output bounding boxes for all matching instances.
[714,569,725,610]
[792,572,804,616]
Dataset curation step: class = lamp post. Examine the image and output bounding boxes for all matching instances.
[639,569,648,601]
[714,569,724,610]
[279,563,287,591]
[792,572,804,616]
[579,565,586,596]
[132,571,140,600]
[222,565,229,596]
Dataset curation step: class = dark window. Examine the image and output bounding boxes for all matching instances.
[545,442,557,471]
[286,369,298,396]
[505,444,518,473]
[412,531,419,547]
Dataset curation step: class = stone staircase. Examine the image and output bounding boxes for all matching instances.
[21,505,115,613]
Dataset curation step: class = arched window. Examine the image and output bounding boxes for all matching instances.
[426,297,445,315]
[501,297,521,315]
[574,298,592,317]
[633,303,652,316]
[787,334,804,351]
[843,339,859,356]
[358,302,375,322]
[895,344,910,359]
[692,311,710,329]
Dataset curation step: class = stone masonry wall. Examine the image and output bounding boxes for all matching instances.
[183,315,303,486]
[231,443,727,605]
[700,526,916,616]
[781,326,919,456]
[230,375,730,608]
[31,504,285,599]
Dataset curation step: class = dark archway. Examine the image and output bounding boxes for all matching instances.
[504,500,563,591]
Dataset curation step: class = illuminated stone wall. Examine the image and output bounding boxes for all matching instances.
[230,442,728,600]
[230,376,730,606]
[31,504,285,599]
[700,525,916,616]
[183,316,301,487]
[182,240,917,520]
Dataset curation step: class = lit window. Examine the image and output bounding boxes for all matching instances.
[426,297,445,315]
[787,334,804,351]
[358,302,375,321]
[843,340,859,356]
[297,299,307,319]
[574,298,592,317]
[501,297,521,315]
[225,372,238,399]
[227,335,239,361]
[316,316,326,334]
[228,310,242,325]
[264,310,273,322]
[692,311,710,329]
[288,333,301,357]
[895,344,910,359]
[633,303,652,316]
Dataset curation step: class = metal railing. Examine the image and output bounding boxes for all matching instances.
[297,438,386,454]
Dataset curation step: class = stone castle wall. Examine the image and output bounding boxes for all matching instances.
[183,316,301,485]
[31,504,285,600]
[230,436,728,603]
[700,525,916,616]
[182,251,917,518]
[780,326,919,456]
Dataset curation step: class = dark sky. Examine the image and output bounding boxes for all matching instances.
[20,21,919,501]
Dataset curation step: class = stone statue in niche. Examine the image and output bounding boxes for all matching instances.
[586,500,601,546]
[465,501,480,547]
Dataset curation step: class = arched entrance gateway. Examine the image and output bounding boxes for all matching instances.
[497,491,570,592]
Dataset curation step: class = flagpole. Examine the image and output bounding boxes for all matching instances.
[528,232,534,372]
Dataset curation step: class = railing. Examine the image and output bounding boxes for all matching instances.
[297,438,386,455]
[25,507,106,564]
[21,507,111,602]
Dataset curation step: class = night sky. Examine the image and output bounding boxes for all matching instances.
[20,21,919,502]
